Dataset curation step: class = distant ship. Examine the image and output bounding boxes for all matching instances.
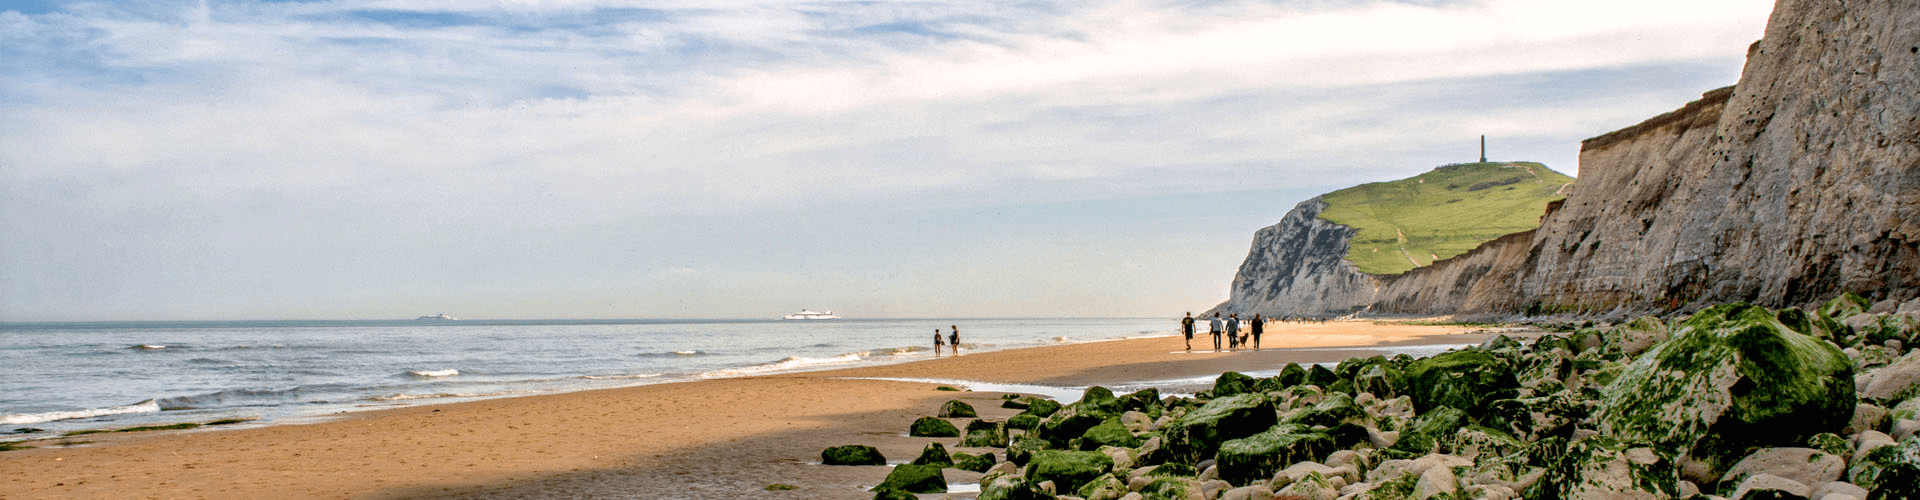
[416,313,457,320]
[783,309,840,320]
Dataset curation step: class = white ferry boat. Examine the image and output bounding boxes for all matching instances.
[783,309,840,320]
[416,313,457,320]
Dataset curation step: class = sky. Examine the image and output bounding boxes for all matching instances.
[0,0,1776,321]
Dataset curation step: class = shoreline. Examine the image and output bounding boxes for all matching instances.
[0,320,1516,499]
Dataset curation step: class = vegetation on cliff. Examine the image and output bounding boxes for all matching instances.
[1316,161,1573,275]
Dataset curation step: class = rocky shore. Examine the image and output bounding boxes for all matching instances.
[846,294,1920,500]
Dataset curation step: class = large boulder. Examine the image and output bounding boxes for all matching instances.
[1716,447,1845,494]
[822,444,886,466]
[1535,437,1679,500]
[1403,349,1520,414]
[953,451,998,473]
[1848,436,1920,499]
[962,419,1011,448]
[1592,303,1857,478]
[1074,417,1141,450]
[1353,363,1407,398]
[940,400,978,418]
[912,442,954,467]
[910,416,961,437]
[1160,393,1278,463]
[875,463,947,494]
[1390,406,1470,456]
[1214,424,1335,486]
[1212,372,1256,398]
[1863,350,1920,401]
[1612,316,1670,357]
[1284,391,1367,428]
[1024,449,1114,494]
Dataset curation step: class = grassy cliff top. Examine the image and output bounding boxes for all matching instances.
[1317,161,1572,275]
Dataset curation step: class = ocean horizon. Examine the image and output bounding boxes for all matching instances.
[0,317,1177,438]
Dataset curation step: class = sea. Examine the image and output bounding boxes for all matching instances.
[0,317,1179,439]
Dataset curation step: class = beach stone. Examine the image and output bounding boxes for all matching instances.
[1119,388,1162,414]
[941,400,979,418]
[1730,474,1810,500]
[1198,479,1232,499]
[1275,471,1340,500]
[1613,316,1671,357]
[1077,474,1130,500]
[1592,304,1857,478]
[1008,434,1048,466]
[1120,411,1154,433]
[870,485,918,500]
[1864,351,1920,400]
[1024,398,1064,418]
[1025,450,1114,494]
[1847,404,1889,435]
[1808,433,1852,458]
[1160,393,1277,464]
[978,473,1049,500]
[1215,423,1335,485]
[1538,437,1679,500]
[1285,391,1367,428]
[1846,436,1920,497]
[954,451,998,473]
[821,444,886,466]
[1810,481,1867,500]
[1075,418,1141,451]
[1414,465,1459,500]
[1894,419,1920,441]
[910,416,961,437]
[1404,349,1519,415]
[1353,363,1407,399]
[964,419,1011,448]
[1218,484,1273,500]
[876,463,947,494]
[1008,413,1043,431]
[1444,425,1522,460]
[1275,363,1308,388]
[912,442,954,467]
[1118,494,1145,500]
[1138,477,1203,500]
[1719,448,1845,492]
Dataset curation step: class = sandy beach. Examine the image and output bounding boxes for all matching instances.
[0,321,1506,500]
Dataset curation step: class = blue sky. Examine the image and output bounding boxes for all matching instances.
[0,0,1774,321]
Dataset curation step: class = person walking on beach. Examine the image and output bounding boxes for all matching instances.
[1250,314,1264,350]
[934,328,945,357]
[949,325,960,356]
[1180,312,1196,352]
[1226,314,1241,350]
[1209,313,1223,351]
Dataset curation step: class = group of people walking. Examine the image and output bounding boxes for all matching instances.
[932,325,960,357]
[1179,312,1265,353]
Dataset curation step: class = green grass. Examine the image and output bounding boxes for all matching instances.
[1317,162,1572,275]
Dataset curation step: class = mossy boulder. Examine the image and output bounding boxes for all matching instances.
[1073,386,1122,416]
[1354,363,1407,398]
[1848,437,1920,498]
[1118,388,1163,413]
[870,485,917,500]
[977,474,1050,500]
[1007,434,1048,466]
[1593,303,1857,478]
[1613,316,1671,357]
[1161,393,1277,463]
[962,419,1010,448]
[1139,477,1201,500]
[1024,449,1113,494]
[911,442,953,467]
[1215,423,1335,485]
[1212,371,1255,398]
[1275,363,1308,387]
[874,463,947,494]
[1306,363,1341,387]
[1074,417,1140,450]
[1535,437,1679,500]
[940,400,978,418]
[1006,413,1041,431]
[1075,473,1130,500]
[909,416,961,437]
[1403,349,1520,414]
[1021,398,1063,419]
[1284,391,1367,428]
[1389,406,1469,456]
[953,451,998,473]
[1037,406,1109,448]
[821,444,886,466]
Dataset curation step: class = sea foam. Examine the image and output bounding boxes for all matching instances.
[699,353,866,378]
[406,369,459,378]
[1,399,162,425]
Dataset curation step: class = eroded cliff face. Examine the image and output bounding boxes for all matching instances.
[1375,0,1920,316]
[1210,198,1380,317]
[1226,0,1919,318]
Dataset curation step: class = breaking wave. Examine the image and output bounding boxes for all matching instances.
[406,369,459,378]
[1,400,161,425]
[698,353,867,378]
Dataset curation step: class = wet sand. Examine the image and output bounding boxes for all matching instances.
[0,320,1508,499]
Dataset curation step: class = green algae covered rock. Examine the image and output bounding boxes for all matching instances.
[1139,477,1201,500]
[1849,437,1920,499]
[875,463,947,494]
[1354,363,1407,398]
[821,444,886,466]
[953,451,998,472]
[1024,449,1113,494]
[977,474,1050,500]
[1037,406,1108,448]
[1389,406,1469,456]
[1022,398,1063,419]
[1404,349,1520,415]
[910,416,961,437]
[1076,473,1130,500]
[1215,423,1335,485]
[1306,364,1341,388]
[1284,391,1367,428]
[1212,371,1256,398]
[940,400,978,418]
[1007,434,1048,466]
[1593,303,1857,478]
[1119,388,1163,414]
[1534,437,1679,500]
[1613,316,1671,357]
[1275,363,1309,388]
[1074,386,1122,416]
[962,419,1010,448]
[1161,393,1278,463]
[1006,413,1042,431]
[1074,417,1140,450]
[870,485,917,500]
[911,442,953,467]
